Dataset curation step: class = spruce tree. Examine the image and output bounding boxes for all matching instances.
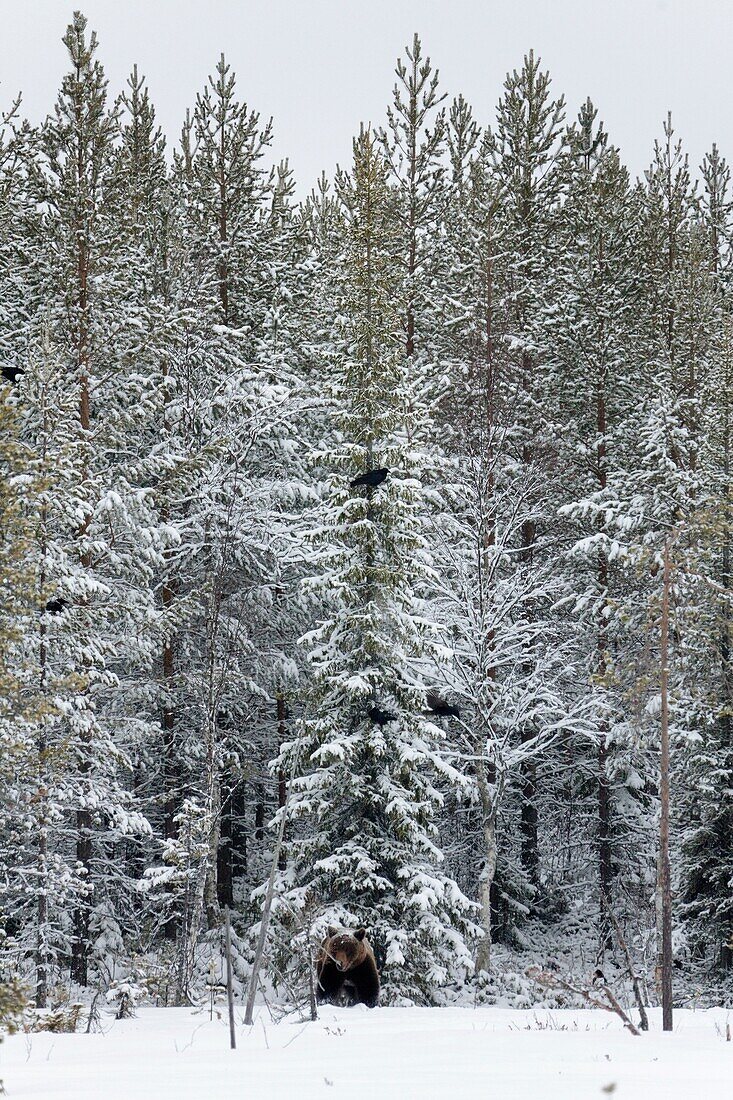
[275,127,474,1004]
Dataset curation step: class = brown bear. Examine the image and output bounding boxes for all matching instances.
[316,926,380,1008]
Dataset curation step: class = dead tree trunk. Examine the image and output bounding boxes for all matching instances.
[244,734,300,1026]
[176,739,219,1004]
[224,906,236,1049]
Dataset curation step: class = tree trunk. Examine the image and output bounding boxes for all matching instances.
[71,151,93,987]
[254,784,265,845]
[475,755,498,973]
[224,905,236,1049]
[277,690,287,871]
[36,529,49,1008]
[720,360,733,971]
[70,825,92,986]
[176,706,220,1003]
[658,537,674,1031]
[598,729,613,912]
[204,769,221,929]
[162,624,179,940]
[161,591,178,842]
[36,800,48,1008]
[596,373,613,922]
[244,756,296,1026]
[520,752,539,887]
[519,342,539,886]
[217,788,234,909]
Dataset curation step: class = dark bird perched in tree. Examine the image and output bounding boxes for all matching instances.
[45,598,67,615]
[426,691,461,719]
[1,365,22,384]
[368,705,397,727]
[350,467,389,489]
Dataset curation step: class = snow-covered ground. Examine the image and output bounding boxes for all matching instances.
[3,1004,732,1099]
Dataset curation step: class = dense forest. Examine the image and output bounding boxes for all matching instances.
[1,10,732,1015]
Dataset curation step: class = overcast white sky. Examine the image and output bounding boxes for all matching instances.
[3,0,731,192]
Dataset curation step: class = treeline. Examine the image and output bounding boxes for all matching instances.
[0,12,732,1009]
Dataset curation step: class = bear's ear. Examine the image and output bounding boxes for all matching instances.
[354,928,366,941]
[327,925,338,938]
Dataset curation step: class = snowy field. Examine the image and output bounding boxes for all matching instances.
[3,1004,732,1100]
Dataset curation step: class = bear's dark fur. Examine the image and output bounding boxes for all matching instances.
[316,927,380,1008]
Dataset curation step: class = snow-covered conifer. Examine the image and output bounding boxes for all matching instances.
[483,52,566,890]
[275,127,474,1004]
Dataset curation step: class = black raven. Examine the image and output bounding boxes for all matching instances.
[45,598,67,615]
[1,365,22,384]
[350,467,389,489]
[368,706,397,726]
[426,691,461,719]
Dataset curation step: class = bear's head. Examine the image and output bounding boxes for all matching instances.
[325,927,368,972]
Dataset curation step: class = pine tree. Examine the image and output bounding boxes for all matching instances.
[191,53,273,333]
[0,93,41,374]
[2,335,87,1006]
[32,12,168,986]
[0,391,42,986]
[4,17,733,1009]
[157,53,304,999]
[433,94,589,966]
[679,147,733,970]
[379,35,446,401]
[547,102,654,931]
[110,63,198,949]
[485,52,566,890]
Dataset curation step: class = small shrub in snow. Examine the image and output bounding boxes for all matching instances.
[24,988,83,1034]
[0,977,27,1092]
[0,978,26,1036]
[106,979,147,1019]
